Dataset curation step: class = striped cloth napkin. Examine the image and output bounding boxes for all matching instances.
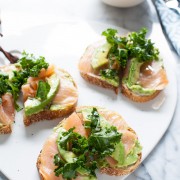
[155,0,180,56]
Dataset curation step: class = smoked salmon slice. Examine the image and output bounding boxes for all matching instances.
[0,93,15,133]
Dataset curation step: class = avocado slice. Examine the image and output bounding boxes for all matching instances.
[100,69,120,87]
[91,43,111,70]
[125,58,142,86]
[24,74,60,116]
[100,75,119,87]
[111,140,142,168]
[123,58,155,95]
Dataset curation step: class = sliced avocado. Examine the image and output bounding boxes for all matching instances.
[128,84,155,95]
[125,58,143,86]
[91,43,111,69]
[100,76,119,87]
[81,108,111,129]
[124,58,155,95]
[58,146,76,163]
[100,69,119,87]
[24,74,60,116]
[81,108,94,128]
[111,141,125,165]
[113,140,142,168]
[56,127,77,163]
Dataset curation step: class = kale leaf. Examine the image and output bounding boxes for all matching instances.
[19,51,49,77]
[100,69,119,80]
[87,107,101,132]
[0,51,49,111]
[36,81,50,101]
[88,126,121,157]
[126,28,159,62]
[102,28,159,68]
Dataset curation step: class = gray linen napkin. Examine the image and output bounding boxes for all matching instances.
[155,0,180,56]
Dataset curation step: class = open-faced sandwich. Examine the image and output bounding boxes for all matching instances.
[79,28,168,102]
[0,50,78,133]
[37,106,142,179]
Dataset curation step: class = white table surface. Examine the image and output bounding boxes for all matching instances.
[0,0,180,179]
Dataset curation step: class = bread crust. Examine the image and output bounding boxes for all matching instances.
[0,124,12,134]
[24,105,76,126]
[37,153,45,180]
[37,106,142,178]
[121,83,161,102]
[80,72,119,94]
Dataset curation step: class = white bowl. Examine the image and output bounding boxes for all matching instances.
[102,0,145,8]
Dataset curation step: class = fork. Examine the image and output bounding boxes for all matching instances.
[164,0,180,14]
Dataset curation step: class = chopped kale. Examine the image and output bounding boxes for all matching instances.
[36,81,50,101]
[19,51,49,77]
[0,51,49,111]
[100,69,119,80]
[102,28,159,68]
[54,109,122,179]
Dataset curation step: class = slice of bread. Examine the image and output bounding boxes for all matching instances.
[80,72,119,94]
[79,42,119,94]
[37,106,142,179]
[24,105,76,126]
[79,35,168,102]
[121,83,161,103]
[0,124,12,134]
[23,68,78,126]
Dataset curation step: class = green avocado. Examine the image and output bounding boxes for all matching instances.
[24,74,60,116]
[128,84,155,95]
[58,147,76,163]
[100,75,119,87]
[81,107,111,129]
[91,43,111,69]
[111,140,142,167]
[125,58,142,86]
[124,58,155,95]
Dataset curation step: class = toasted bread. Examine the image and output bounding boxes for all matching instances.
[37,106,142,179]
[79,42,119,94]
[0,124,12,134]
[80,72,119,94]
[24,105,76,126]
[37,153,45,180]
[121,83,161,103]
[23,68,78,126]
[79,30,168,102]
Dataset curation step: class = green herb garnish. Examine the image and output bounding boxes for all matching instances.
[54,108,121,179]
[0,51,49,111]
[19,51,49,77]
[100,69,119,80]
[102,28,159,68]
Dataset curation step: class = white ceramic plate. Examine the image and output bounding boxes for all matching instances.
[0,21,177,180]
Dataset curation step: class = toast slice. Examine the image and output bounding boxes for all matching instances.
[37,106,142,179]
[0,93,15,134]
[79,28,168,102]
[79,41,119,94]
[0,124,12,134]
[121,59,168,103]
[23,68,78,126]
[121,83,161,103]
